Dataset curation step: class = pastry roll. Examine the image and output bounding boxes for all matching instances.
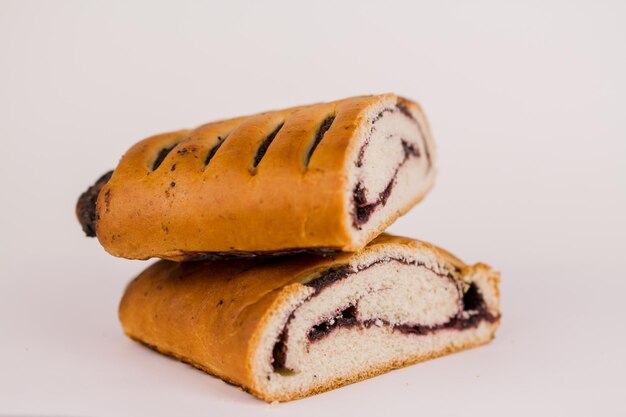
[119,234,500,402]
[77,93,436,260]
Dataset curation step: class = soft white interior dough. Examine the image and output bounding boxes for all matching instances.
[345,99,436,247]
[283,261,460,372]
[358,111,424,200]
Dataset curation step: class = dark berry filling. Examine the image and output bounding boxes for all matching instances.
[76,170,113,237]
[271,261,499,373]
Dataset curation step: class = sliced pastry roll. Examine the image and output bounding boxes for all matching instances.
[77,93,436,260]
[119,235,501,402]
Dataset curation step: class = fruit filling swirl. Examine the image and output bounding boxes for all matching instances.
[271,259,498,373]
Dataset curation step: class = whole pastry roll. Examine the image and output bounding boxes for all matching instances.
[119,234,501,402]
[77,94,436,260]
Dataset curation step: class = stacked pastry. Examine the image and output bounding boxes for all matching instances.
[77,93,500,402]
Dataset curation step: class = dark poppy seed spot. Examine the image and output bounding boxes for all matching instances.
[253,122,284,169]
[305,115,335,167]
[170,182,176,188]
[170,164,176,171]
[152,145,177,170]
[104,189,111,212]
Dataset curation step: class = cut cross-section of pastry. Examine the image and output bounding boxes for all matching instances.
[77,93,436,260]
[119,235,501,402]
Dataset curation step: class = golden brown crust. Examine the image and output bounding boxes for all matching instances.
[118,234,500,401]
[96,94,433,260]
[118,258,316,390]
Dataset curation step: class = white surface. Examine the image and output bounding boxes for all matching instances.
[0,0,624,415]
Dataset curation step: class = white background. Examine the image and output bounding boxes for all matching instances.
[1,1,625,415]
